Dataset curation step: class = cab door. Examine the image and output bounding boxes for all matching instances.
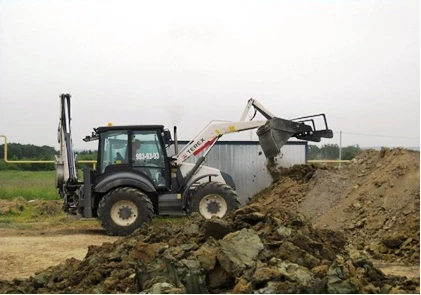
[130,130,170,190]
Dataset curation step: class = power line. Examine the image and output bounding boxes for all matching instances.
[333,131,420,139]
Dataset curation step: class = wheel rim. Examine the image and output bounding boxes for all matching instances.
[110,200,138,226]
[198,194,228,219]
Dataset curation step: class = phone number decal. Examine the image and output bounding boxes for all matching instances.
[136,153,160,160]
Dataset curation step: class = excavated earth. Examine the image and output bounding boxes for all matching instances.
[0,147,419,293]
[257,147,420,265]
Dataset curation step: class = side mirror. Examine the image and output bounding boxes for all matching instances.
[163,129,172,145]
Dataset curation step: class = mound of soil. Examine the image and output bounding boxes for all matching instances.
[0,147,418,293]
[0,205,419,293]
[255,148,420,265]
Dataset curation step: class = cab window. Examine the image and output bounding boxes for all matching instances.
[100,131,128,173]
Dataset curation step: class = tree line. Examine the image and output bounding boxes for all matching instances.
[308,144,361,160]
[0,143,97,171]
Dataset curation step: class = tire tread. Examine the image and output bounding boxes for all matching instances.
[98,187,153,236]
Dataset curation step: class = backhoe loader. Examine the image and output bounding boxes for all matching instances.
[55,94,333,236]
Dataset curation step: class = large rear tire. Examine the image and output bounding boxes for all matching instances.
[190,182,241,219]
[98,187,153,236]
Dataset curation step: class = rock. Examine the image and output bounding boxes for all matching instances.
[184,223,200,235]
[383,232,407,249]
[207,264,234,289]
[252,266,282,285]
[148,282,185,294]
[326,260,361,294]
[129,242,168,263]
[378,244,389,254]
[255,281,291,294]
[352,201,362,209]
[271,259,314,286]
[369,241,380,252]
[180,243,198,252]
[232,278,252,294]
[202,218,233,240]
[355,218,366,228]
[217,229,264,277]
[276,225,293,238]
[103,278,118,292]
[167,246,184,260]
[275,241,320,269]
[181,259,200,269]
[365,215,386,230]
[311,265,329,278]
[193,239,219,270]
[33,273,49,289]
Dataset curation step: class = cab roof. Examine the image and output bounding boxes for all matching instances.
[96,125,165,133]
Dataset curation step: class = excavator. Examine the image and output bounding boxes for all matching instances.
[55,94,333,236]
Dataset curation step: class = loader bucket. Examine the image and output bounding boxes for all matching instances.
[257,115,333,158]
[257,117,311,158]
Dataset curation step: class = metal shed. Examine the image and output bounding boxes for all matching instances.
[170,141,308,204]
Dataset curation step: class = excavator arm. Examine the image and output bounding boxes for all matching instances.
[55,93,78,199]
[175,98,333,164]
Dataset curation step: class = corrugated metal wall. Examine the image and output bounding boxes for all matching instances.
[169,141,307,204]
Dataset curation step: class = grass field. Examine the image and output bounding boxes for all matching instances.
[0,171,189,227]
[0,170,59,200]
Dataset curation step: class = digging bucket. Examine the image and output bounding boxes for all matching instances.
[256,117,312,158]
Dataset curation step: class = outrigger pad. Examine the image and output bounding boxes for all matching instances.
[257,117,333,158]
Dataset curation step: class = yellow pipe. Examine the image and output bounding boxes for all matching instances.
[0,134,97,169]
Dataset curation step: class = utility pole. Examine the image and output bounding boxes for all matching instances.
[339,130,342,168]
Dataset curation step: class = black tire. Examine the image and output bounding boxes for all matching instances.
[98,187,153,236]
[190,182,241,219]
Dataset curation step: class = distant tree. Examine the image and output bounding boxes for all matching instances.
[0,143,56,161]
[76,150,98,169]
[308,145,321,160]
[76,150,97,161]
[319,144,340,160]
[0,143,56,171]
[307,144,361,161]
[341,145,361,160]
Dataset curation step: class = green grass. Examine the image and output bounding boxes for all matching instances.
[0,170,59,200]
[0,196,61,222]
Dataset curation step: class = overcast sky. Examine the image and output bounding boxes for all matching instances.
[0,0,419,151]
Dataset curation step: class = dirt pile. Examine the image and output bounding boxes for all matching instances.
[256,148,420,265]
[311,148,419,265]
[0,148,418,293]
[0,204,419,294]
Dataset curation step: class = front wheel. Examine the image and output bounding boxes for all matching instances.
[190,182,241,219]
[98,187,153,236]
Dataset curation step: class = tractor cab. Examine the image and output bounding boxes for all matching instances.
[88,125,173,190]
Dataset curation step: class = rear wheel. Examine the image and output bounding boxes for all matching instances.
[98,187,153,236]
[190,182,241,219]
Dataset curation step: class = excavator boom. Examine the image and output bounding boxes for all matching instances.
[55,93,78,197]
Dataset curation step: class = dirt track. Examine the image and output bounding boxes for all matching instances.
[0,227,118,281]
